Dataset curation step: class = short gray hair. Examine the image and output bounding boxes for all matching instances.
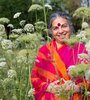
[48,11,74,33]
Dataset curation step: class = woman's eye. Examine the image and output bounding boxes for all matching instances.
[61,24,68,28]
[52,26,58,30]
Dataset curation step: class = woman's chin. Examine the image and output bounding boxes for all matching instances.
[57,39,66,44]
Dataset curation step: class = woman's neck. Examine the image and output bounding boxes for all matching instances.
[55,41,64,49]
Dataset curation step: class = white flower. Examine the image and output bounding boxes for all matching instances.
[76,31,87,43]
[0,58,6,62]
[82,22,89,29]
[7,69,17,78]
[19,20,26,26]
[16,56,26,63]
[0,17,10,24]
[45,3,52,10]
[0,24,5,33]
[1,39,12,50]
[6,50,13,54]
[28,88,35,97]
[0,62,6,68]
[13,12,21,19]
[12,28,23,34]
[24,24,34,33]
[7,24,14,28]
[76,31,86,38]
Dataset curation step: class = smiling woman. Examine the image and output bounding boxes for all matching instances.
[31,11,88,100]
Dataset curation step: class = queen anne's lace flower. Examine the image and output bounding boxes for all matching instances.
[0,62,6,68]
[24,24,34,33]
[7,69,17,78]
[28,88,35,97]
[12,28,23,34]
[0,17,10,24]
[7,24,14,28]
[13,12,21,19]
[19,20,26,27]
[82,22,89,29]
[1,39,12,50]
[45,3,52,10]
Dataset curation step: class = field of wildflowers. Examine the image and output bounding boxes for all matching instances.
[0,7,90,100]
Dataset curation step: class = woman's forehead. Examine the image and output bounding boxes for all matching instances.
[52,17,68,26]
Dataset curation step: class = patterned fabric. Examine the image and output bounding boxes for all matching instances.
[31,40,88,100]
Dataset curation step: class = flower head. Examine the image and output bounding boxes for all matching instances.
[1,39,12,50]
[28,88,35,97]
[7,69,17,78]
[13,12,21,19]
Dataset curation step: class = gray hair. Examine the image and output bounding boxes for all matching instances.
[48,11,74,34]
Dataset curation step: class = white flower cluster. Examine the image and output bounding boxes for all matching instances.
[13,12,21,19]
[0,17,10,24]
[24,24,34,33]
[45,3,52,10]
[0,58,6,68]
[28,4,43,12]
[76,30,87,43]
[0,24,5,35]
[7,24,14,28]
[16,56,27,63]
[81,22,89,29]
[19,20,26,27]
[1,39,13,50]
[28,88,35,97]
[7,69,17,78]
[0,62,6,68]
[12,28,23,34]
[6,50,13,54]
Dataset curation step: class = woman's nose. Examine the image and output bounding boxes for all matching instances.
[58,27,64,33]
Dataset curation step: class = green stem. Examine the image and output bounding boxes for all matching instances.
[25,49,34,100]
[35,11,37,22]
[83,77,88,100]
[42,0,49,42]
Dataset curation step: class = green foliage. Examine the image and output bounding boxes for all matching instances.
[0,36,37,100]
[14,34,41,50]
[28,4,43,12]
[73,7,90,22]
[66,36,79,47]
[35,21,47,34]
[69,64,89,78]
[0,0,32,27]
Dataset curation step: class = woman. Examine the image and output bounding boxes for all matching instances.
[31,12,88,100]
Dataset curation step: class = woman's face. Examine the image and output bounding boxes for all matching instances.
[51,17,71,44]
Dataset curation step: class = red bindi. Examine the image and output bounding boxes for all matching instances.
[57,23,61,26]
